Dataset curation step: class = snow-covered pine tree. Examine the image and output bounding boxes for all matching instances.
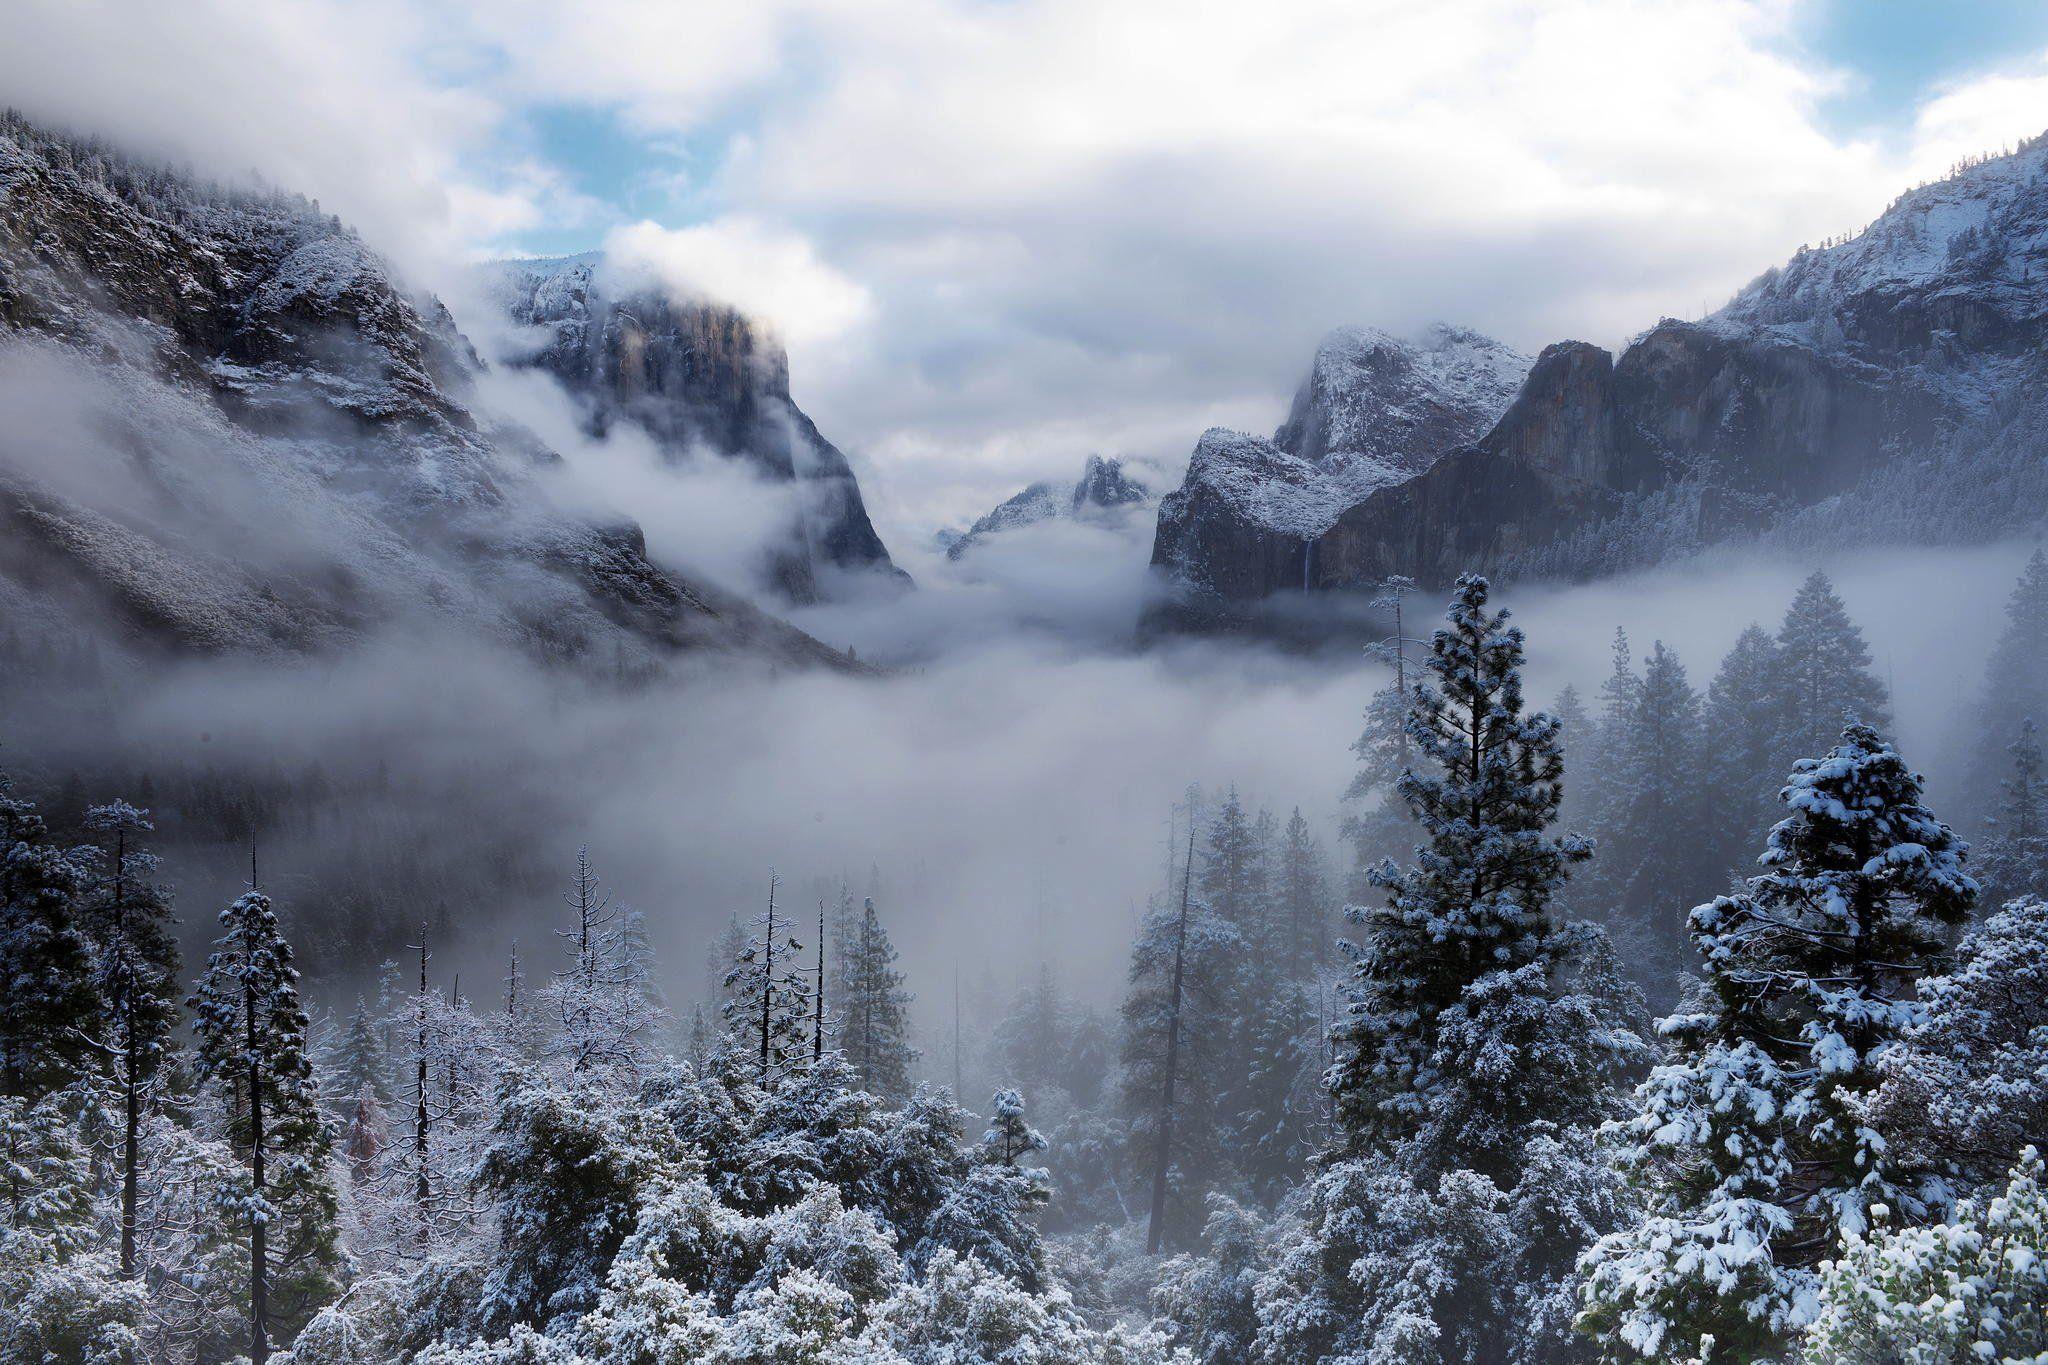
[722,870,815,1085]
[1770,570,1891,769]
[1974,716,2048,905]
[983,1089,1048,1166]
[1700,622,1783,878]
[79,800,179,1281]
[188,877,341,1362]
[329,995,388,1107]
[1803,1146,2048,1363]
[544,849,665,1080]
[1200,789,1265,934]
[0,778,100,1101]
[842,896,917,1100]
[1580,722,1975,1361]
[1251,575,1641,1365]
[1332,573,1598,1174]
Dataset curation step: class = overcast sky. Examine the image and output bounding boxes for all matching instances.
[7,0,2048,538]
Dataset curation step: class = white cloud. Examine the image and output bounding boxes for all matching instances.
[603,216,875,349]
[9,0,2048,544]
[1904,48,2048,182]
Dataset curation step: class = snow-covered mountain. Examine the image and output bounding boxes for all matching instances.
[0,113,857,671]
[1152,132,2048,618]
[944,454,1156,560]
[488,254,906,604]
[1150,324,1528,608]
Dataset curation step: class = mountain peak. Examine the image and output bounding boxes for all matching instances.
[1274,322,1529,500]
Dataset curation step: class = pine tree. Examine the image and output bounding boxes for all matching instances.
[1771,570,1890,768]
[995,962,1071,1102]
[722,871,814,1085]
[0,779,100,1101]
[1968,549,2048,826]
[1590,641,1710,993]
[1975,717,2048,905]
[841,896,916,1099]
[546,849,663,1079]
[982,1089,1047,1166]
[1124,797,1242,1254]
[1274,807,1331,981]
[1260,577,1643,1365]
[1581,723,1975,1360]
[1333,574,1598,1175]
[188,877,340,1362]
[329,996,388,1106]
[1700,622,1783,878]
[1200,789,1265,933]
[79,800,179,1280]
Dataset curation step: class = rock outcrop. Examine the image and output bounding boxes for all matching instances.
[493,254,906,603]
[0,112,859,672]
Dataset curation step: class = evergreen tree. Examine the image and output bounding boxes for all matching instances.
[1255,576,1643,1365]
[189,879,341,1362]
[995,962,1072,1102]
[329,995,388,1106]
[0,779,100,1101]
[1333,574,1600,1174]
[1274,808,1331,981]
[1590,641,1710,994]
[1581,723,1975,1360]
[545,850,664,1079]
[1975,717,2048,905]
[1968,548,2048,826]
[1343,681,1414,897]
[79,800,179,1281]
[1124,799,1242,1254]
[1200,789,1266,934]
[982,1089,1047,1166]
[1699,622,1783,878]
[1771,570,1890,768]
[722,871,814,1085]
[841,896,917,1100]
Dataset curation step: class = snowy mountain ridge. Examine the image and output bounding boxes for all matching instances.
[1151,130,2048,619]
[0,112,859,671]
[944,454,1157,561]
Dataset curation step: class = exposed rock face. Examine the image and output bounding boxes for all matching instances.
[1153,133,2048,609]
[0,113,858,671]
[1150,325,1527,604]
[493,255,905,603]
[946,454,1156,560]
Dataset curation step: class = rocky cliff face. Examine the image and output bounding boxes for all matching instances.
[1154,133,2048,611]
[493,255,905,603]
[946,454,1155,560]
[0,113,858,671]
[1149,325,1527,607]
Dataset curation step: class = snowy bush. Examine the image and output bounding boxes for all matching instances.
[1804,1147,2048,1364]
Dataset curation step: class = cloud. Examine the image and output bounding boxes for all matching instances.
[603,216,875,350]
[1903,48,2048,181]
[9,0,2048,543]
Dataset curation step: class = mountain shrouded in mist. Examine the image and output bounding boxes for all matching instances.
[1149,134,2048,623]
[0,112,861,672]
